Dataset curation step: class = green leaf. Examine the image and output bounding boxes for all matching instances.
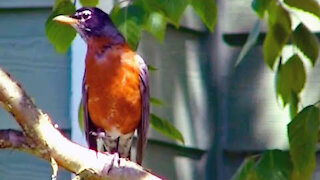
[235,20,261,67]
[288,106,320,180]
[263,2,292,69]
[150,113,185,144]
[231,156,256,180]
[289,92,299,119]
[147,64,158,72]
[45,0,76,53]
[110,2,148,49]
[254,150,293,180]
[78,101,84,133]
[142,0,188,27]
[293,23,319,66]
[145,12,167,42]
[190,0,217,31]
[150,97,165,106]
[251,0,274,18]
[146,138,206,160]
[284,0,320,19]
[275,54,306,106]
[79,0,99,7]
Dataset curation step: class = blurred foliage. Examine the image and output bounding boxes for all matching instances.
[231,156,256,180]
[233,106,320,180]
[275,55,306,107]
[47,0,217,144]
[288,106,320,180]
[79,0,98,7]
[263,0,292,69]
[147,64,158,72]
[150,113,185,144]
[45,0,76,53]
[292,23,319,66]
[235,20,261,66]
[232,150,292,180]
[149,97,165,106]
[233,0,320,179]
[146,138,206,159]
[46,0,217,50]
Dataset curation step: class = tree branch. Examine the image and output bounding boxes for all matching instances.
[0,67,161,180]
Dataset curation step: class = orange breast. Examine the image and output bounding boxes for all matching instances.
[85,42,141,136]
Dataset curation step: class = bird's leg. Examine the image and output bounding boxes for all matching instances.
[107,152,120,174]
[89,131,106,157]
[118,133,134,161]
[115,137,121,166]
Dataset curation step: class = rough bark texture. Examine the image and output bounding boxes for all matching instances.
[0,67,161,180]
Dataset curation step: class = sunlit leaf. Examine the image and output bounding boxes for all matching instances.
[293,23,319,66]
[78,101,84,133]
[254,150,292,180]
[145,12,167,42]
[231,156,256,180]
[190,0,217,31]
[110,2,148,49]
[251,0,274,18]
[288,106,320,180]
[45,0,76,53]
[150,113,185,144]
[150,97,165,106]
[275,55,306,106]
[263,2,292,69]
[79,0,98,7]
[235,20,261,66]
[142,0,188,27]
[289,92,299,119]
[284,0,320,19]
[147,64,158,72]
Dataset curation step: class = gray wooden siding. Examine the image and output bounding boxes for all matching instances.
[0,7,71,180]
[137,28,209,180]
[0,0,53,8]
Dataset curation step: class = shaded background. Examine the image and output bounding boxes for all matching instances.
[1,0,320,179]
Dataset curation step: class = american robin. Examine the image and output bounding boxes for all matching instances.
[53,7,149,165]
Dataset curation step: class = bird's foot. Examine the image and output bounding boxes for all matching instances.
[107,152,120,174]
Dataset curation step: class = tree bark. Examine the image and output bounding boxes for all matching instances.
[0,67,161,180]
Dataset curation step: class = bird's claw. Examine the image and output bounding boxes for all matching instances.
[107,153,120,174]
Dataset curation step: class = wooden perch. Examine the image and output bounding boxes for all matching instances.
[0,67,161,180]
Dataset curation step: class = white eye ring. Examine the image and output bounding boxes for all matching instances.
[81,10,91,21]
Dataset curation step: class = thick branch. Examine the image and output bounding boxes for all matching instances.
[0,68,160,180]
[0,129,49,159]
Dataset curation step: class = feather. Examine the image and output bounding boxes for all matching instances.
[82,76,99,150]
[136,55,150,165]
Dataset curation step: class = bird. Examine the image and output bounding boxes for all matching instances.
[53,7,149,165]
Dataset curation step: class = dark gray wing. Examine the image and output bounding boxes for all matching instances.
[136,55,150,165]
[82,77,99,150]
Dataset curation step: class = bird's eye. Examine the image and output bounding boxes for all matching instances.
[81,10,91,20]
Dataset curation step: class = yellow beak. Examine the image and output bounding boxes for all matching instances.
[53,15,78,25]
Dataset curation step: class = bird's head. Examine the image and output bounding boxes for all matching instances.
[53,7,124,43]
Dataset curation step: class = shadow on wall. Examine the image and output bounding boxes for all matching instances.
[138,27,210,180]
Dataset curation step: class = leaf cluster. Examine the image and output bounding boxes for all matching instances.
[46,0,217,52]
[233,0,320,179]
[232,106,320,180]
